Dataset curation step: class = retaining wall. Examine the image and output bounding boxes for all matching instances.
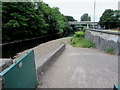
[85,29,120,55]
[35,44,65,82]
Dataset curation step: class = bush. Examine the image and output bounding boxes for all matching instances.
[70,37,95,48]
[82,26,87,32]
[70,30,95,48]
[73,31,84,38]
[2,2,74,42]
[104,48,114,54]
[70,37,81,46]
[80,38,95,48]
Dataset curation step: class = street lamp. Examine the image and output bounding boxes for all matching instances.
[93,0,96,29]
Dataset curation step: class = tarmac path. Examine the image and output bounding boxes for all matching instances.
[39,44,118,88]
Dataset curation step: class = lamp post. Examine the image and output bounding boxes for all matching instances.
[93,0,96,29]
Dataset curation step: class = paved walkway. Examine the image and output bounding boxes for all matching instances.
[38,45,118,88]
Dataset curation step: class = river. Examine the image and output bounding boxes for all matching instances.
[2,34,60,58]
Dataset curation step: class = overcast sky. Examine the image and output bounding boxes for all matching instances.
[42,0,120,22]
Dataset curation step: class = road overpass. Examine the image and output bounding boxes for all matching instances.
[68,21,98,25]
[68,21,98,29]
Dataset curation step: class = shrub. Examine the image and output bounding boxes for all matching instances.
[104,48,114,54]
[80,38,95,48]
[70,37,81,46]
[70,30,95,48]
[82,26,87,32]
[73,31,84,38]
[70,37,95,48]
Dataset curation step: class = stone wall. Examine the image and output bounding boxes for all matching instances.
[85,29,120,55]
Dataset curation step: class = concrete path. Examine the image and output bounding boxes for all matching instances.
[38,45,118,88]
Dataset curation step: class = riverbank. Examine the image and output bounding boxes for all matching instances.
[2,34,60,58]
[12,37,72,62]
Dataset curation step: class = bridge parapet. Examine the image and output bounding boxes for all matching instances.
[68,21,98,25]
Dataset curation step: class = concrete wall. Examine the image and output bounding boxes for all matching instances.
[85,29,120,55]
[36,44,65,82]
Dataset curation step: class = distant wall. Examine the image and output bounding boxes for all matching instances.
[85,29,120,55]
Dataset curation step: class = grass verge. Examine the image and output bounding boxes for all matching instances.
[70,37,95,48]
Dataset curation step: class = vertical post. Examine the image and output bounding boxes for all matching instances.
[0,1,2,59]
[93,0,96,29]
[87,24,89,30]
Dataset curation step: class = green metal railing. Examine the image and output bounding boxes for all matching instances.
[114,85,120,90]
[0,49,37,89]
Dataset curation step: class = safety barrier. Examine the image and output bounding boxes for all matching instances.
[0,49,37,89]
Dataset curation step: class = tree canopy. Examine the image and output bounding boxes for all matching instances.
[65,16,76,21]
[99,9,120,29]
[2,2,75,42]
[80,13,91,21]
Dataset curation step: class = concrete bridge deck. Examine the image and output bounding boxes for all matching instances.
[38,44,118,88]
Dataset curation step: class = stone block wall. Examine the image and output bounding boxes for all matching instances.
[85,29,120,55]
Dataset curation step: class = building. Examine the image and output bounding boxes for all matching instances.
[118,1,120,10]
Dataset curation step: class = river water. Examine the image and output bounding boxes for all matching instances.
[2,34,60,58]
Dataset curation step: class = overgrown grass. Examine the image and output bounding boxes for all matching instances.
[70,37,95,48]
[104,48,114,54]
[70,31,95,48]
[73,31,84,38]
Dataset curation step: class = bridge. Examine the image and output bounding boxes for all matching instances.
[69,21,99,29]
[68,21,98,25]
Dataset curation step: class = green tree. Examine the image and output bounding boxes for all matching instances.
[80,13,91,21]
[114,10,120,28]
[64,15,76,33]
[65,16,76,21]
[99,9,120,29]
[2,2,48,41]
[2,2,73,42]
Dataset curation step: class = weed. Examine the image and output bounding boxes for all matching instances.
[70,37,95,48]
[73,31,85,38]
[104,48,114,54]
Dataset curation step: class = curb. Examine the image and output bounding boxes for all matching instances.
[35,44,65,82]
